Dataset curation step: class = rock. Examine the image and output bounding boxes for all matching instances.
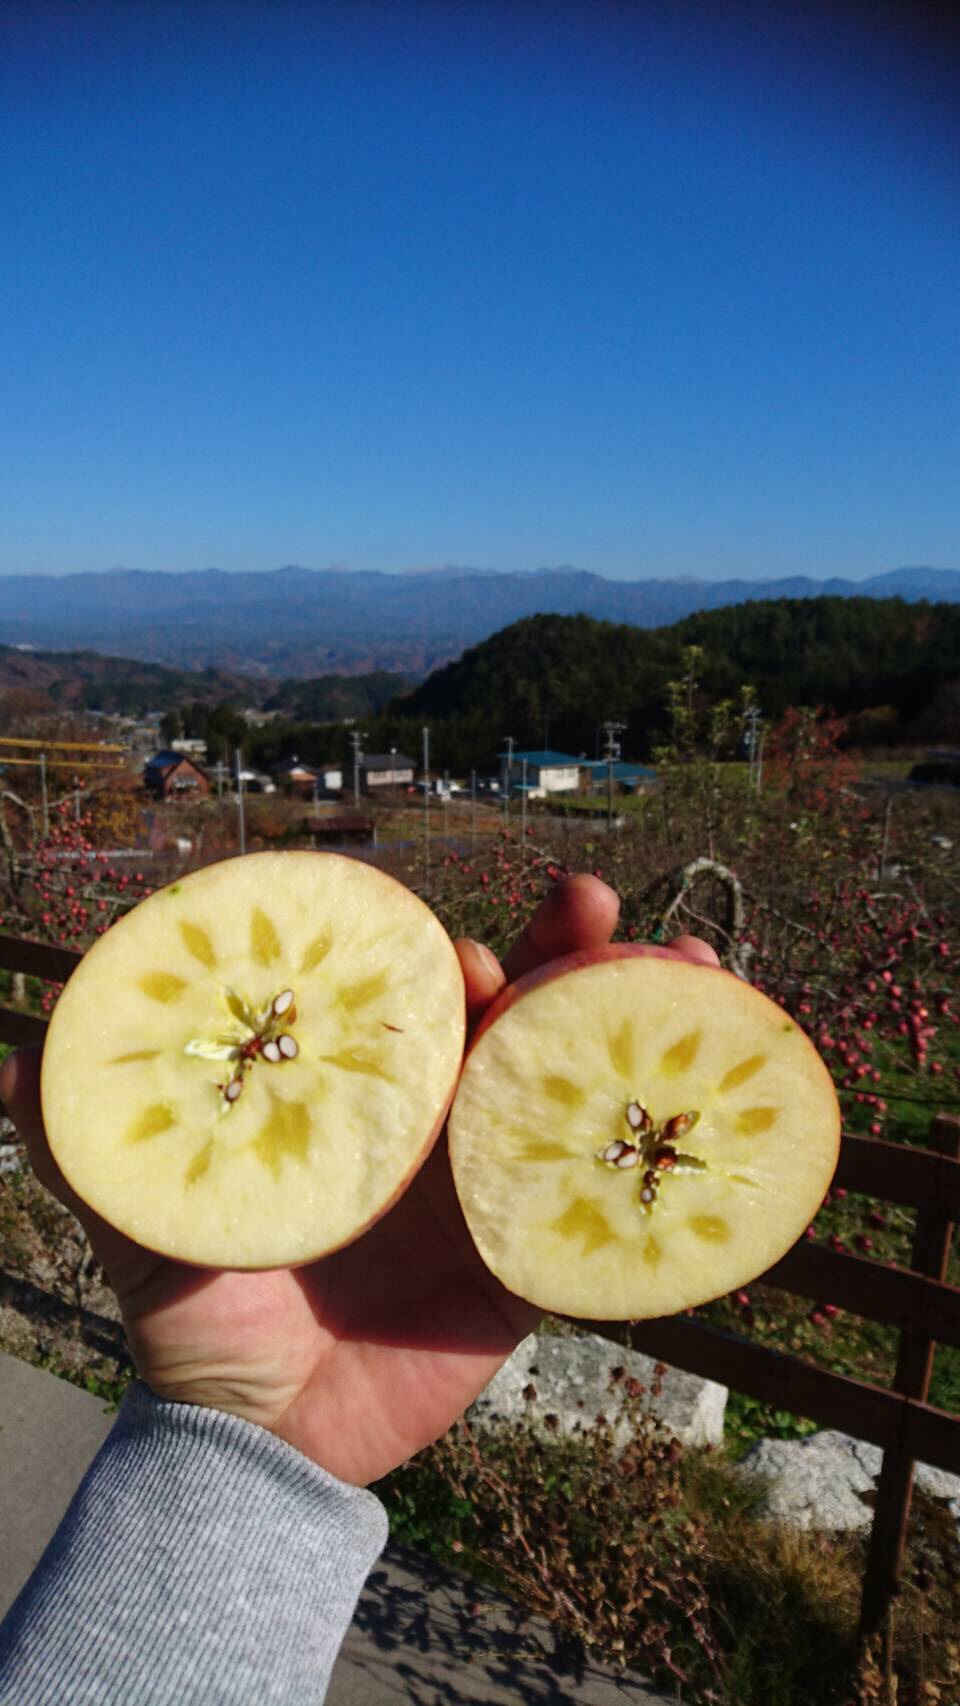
[468,1331,727,1448]
[739,1429,960,1531]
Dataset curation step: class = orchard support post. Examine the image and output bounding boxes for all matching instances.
[858,1111,960,1637]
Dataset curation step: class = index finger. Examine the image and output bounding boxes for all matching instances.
[501,874,620,981]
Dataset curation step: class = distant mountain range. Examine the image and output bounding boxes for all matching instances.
[0,564,956,679]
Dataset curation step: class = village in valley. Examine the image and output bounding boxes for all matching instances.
[142,730,659,853]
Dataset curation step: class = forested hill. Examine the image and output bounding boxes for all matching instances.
[263,671,410,721]
[0,645,253,716]
[390,597,960,761]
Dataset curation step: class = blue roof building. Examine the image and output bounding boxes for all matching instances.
[581,759,658,787]
[498,749,584,798]
[497,749,583,768]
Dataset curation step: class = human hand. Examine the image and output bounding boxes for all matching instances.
[0,875,718,1485]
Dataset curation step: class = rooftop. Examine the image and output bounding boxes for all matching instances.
[144,749,203,771]
[581,760,658,781]
[499,749,582,767]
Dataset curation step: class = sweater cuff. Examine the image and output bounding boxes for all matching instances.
[0,1380,389,1705]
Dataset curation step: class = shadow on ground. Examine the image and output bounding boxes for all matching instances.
[328,1542,670,1706]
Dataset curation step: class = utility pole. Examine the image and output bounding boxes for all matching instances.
[744,707,763,794]
[235,748,246,855]
[879,792,893,881]
[602,721,625,831]
[520,758,528,851]
[470,768,477,852]
[39,751,49,838]
[502,735,514,819]
[421,726,430,886]
[215,760,225,800]
[442,770,450,846]
[350,729,366,808]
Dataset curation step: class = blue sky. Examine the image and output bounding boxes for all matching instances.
[1,1,958,581]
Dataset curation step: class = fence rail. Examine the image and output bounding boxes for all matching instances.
[592,1109,960,1636]
[0,929,957,1638]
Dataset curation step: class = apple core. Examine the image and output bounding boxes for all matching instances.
[41,851,466,1269]
[448,949,840,1320]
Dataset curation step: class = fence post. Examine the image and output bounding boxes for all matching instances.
[859,1111,960,1636]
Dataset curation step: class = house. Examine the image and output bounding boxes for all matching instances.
[316,763,343,795]
[500,750,582,799]
[143,751,210,801]
[360,752,416,791]
[269,757,320,796]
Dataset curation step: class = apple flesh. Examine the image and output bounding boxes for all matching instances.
[41,851,465,1269]
[448,947,840,1319]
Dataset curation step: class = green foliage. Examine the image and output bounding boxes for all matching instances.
[383,596,960,768]
[264,670,411,721]
[724,1394,819,1454]
[34,1356,134,1413]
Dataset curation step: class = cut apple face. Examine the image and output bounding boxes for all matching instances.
[448,949,840,1320]
[41,852,465,1269]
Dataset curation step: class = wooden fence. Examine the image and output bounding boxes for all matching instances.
[0,931,958,1636]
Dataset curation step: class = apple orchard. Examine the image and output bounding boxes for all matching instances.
[0,699,958,1702]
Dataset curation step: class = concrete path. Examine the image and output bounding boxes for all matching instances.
[0,1353,669,1704]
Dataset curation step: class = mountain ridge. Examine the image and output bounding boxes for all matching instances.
[0,564,955,678]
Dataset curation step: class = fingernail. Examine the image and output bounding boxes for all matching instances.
[458,940,503,982]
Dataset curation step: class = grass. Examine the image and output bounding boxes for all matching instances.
[376,1407,960,1704]
[858,759,918,782]
[33,1354,134,1413]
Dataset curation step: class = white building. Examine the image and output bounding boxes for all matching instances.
[360,752,416,791]
[501,749,582,799]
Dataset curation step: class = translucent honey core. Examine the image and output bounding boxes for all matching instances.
[41,852,465,1270]
[449,954,840,1320]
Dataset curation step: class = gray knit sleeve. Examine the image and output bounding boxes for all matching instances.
[0,1380,389,1705]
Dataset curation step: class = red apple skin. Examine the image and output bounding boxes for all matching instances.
[57,1099,460,1274]
[453,944,842,1317]
[468,943,713,1054]
[464,939,840,1161]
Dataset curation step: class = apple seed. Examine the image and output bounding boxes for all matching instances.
[626,1101,651,1133]
[664,1111,699,1143]
[601,1140,628,1163]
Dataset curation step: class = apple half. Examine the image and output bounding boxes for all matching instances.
[41,851,465,1269]
[448,947,840,1319]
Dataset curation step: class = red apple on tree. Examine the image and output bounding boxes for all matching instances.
[448,946,840,1319]
[40,851,465,1269]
